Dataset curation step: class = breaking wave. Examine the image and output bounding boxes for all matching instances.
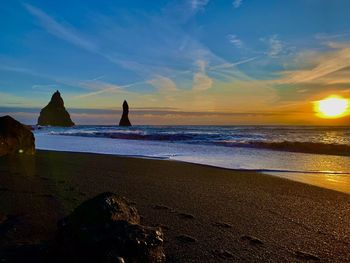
[34,125,350,156]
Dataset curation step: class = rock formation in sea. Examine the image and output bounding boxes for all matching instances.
[119,100,132,126]
[37,90,75,127]
[54,192,165,262]
[0,115,35,156]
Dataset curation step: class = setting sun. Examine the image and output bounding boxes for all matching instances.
[315,96,349,119]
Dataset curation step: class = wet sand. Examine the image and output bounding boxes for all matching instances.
[0,150,349,262]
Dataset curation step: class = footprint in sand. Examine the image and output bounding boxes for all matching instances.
[151,204,170,210]
[177,213,195,219]
[176,234,197,243]
[212,222,233,229]
[294,250,320,261]
[212,249,234,259]
[240,235,263,246]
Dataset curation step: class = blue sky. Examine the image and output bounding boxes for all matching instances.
[1,0,350,124]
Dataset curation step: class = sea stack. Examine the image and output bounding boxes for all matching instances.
[37,90,74,127]
[119,100,131,126]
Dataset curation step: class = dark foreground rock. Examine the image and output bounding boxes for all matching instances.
[119,100,132,126]
[54,192,165,262]
[37,91,74,127]
[0,115,35,156]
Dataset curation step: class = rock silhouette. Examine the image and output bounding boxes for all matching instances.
[37,91,74,127]
[54,192,165,262]
[0,115,35,156]
[119,100,131,126]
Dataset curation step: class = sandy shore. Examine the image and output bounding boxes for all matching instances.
[0,150,349,262]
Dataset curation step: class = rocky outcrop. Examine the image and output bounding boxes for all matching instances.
[0,115,35,156]
[119,100,131,126]
[54,192,165,262]
[37,91,74,127]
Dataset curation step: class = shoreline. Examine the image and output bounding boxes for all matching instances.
[0,150,349,262]
[36,132,350,157]
[36,147,350,194]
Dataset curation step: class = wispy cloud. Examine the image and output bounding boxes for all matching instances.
[72,81,142,99]
[277,44,350,84]
[82,75,106,83]
[266,35,283,57]
[227,34,243,48]
[147,75,178,101]
[31,84,58,91]
[193,73,213,91]
[209,56,260,71]
[0,64,85,90]
[0,65,40,75]
[232,0,242,8]
[0,92,33,107]
[148,75,178,93]
[23,2,217,80]
[315,32,350,41]
[24,3,149,74]
[190,0,210,11]
[259,34,296,59]
[24,3,97,52]
[193,60,213,91]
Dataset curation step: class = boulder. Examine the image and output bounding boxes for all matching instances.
[55,192,165,263]
[37,91,74,127]
[60,192,141,226]
[0,115,35,156]
[119,100,131,126]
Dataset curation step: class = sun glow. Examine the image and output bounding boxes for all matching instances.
[314,96,349,119]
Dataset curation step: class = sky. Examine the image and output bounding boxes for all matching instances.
[1,0,350,125]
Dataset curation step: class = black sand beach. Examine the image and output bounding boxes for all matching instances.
[0,150,349,262]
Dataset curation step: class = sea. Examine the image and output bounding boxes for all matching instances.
[34,125,350,194]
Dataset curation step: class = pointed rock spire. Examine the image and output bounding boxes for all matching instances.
[119,100,132,126]
[37,90,75,127]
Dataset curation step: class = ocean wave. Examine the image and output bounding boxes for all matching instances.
[49,129,144,135]
[37,126,350,156]
[219,141,350,156]
[51,131,198,141]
